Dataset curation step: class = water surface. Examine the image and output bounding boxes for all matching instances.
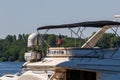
[0,62,24,76]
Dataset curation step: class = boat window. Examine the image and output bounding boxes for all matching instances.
[61,51,64,54]
[48,50,66,54]
[54,51,56,54]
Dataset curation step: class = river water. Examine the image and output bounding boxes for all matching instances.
[0,62,24,76]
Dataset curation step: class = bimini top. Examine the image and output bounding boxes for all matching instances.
[37,20,120,30]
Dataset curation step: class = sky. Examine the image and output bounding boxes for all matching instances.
[0,0,120,38]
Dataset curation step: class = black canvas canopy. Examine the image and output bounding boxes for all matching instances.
[37,20,120,30]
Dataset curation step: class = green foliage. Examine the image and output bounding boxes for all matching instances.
[96,33,120,48]
[0,34,28,62]
[0,33,120,62]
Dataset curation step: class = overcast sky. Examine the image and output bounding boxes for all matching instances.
[0,0,120,38]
